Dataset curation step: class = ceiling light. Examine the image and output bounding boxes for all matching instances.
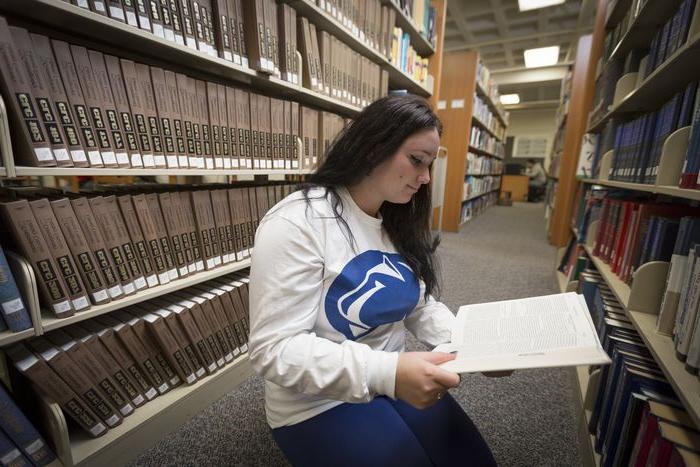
[524,46,560,68]
[500,94,520,105]
[518,0,565,11]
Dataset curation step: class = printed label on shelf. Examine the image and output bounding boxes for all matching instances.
[178,155,189,167]
[122,282,135,295]
[1,298,23,314]
[76,0,89,7]
[34,147,53,162]
[51,148,69,162]
[179,266,188,276]
[216,357,225,367]
[53,300,72,315]
[164,29,175,42]
[134,276,147,290]
[195,261,205,271]
[437,100,447,110]
[131,153,143,167]
[224,159,232,169]
[186,374,196,384]
[167,155,179,167]
[72,296,90,311]
[154,155,166,166]
[146,274,159,288]
[106,414,120,427]
[94,0,106,12]
[92,289,109,303]
[224,51,232,61]
[169,376,179,386]
[109,6,125,20]
[196,368,206,377]
[157,383,169,394]
[242,57,249,68]
[145,388,158,399]
[24,439,46,456]
[207,363,217,372]
[138,16,151,31]
[215,157,223,168]
[108,285,123,298]
[153,24,165,38]
[120,404,134,416]
[187,263,196,274]
[233,54,241,65]
[214,256,222,266]
[142,154,155,167]
[116,152,129,165]
[102,151,117,165]
[133,394,145,405]
[206,258,216,269]
[224,353,233,362]
[175,34,184,46]
[126,11,138,26]
[451,99,465,109]
[240,344,248,352]
[89,423,107,437]
[167,269,178,280]
[186,37,197,49]
[71,150,87,162]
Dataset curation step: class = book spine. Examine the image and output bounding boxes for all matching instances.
[0,245,32,332]
[145,193,179,281]
[157,193,189,277]
[150,66,178,168]
[116,195,159,288]
[102,196,147,291]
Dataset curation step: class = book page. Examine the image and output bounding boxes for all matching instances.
[437,292,611,373]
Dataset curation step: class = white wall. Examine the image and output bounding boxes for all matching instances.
[505,108,557,167]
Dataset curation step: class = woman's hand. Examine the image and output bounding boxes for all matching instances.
[394,352,461,409]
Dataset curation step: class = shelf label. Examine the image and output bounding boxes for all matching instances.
[451,99,465,109]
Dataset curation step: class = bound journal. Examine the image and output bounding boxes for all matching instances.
[435,292,612,373]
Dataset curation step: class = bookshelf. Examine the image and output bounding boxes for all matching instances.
[381,0,435,57]
[436,50,508,232]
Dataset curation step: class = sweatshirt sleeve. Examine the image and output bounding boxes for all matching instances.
[248,214,399,402]
[403,289,456,348]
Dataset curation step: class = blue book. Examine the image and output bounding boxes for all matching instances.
[0,428,32,467]
[681,84,700,187]
[655,218,681,262]
[677,81,698,128]
[0,245,31,332]
[677,0,697,50]
[639,216,660,266]
[666,2,685,59]
[0,383,56,465]
[654,19,673,70]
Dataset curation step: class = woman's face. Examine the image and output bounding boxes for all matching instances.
[369,127,440,204]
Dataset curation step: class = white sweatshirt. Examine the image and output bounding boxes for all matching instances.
[248,187,455,428]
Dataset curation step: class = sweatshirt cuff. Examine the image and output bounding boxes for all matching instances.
[366,350,399,399]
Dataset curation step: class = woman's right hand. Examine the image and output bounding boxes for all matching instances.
[394,352,461,409]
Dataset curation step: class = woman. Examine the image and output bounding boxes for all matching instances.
[248,95,496,466]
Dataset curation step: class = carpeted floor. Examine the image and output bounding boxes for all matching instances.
[129,202,583,467]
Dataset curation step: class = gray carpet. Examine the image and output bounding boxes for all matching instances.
[129,202,583,467]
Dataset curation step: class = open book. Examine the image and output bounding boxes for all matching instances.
[434,292,612,373]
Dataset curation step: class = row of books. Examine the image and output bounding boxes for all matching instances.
[463,176,500,202]
[0,19,350,170]
[5,270,251,438]
[465,153,503,176]
[460,191,498,225]
[578,267,700,467]
[0,381,56,466]
[475,61,507,122]
[641,0,697,80]
[472,94,506,140]
[389,0,436,43]
[390,27,430,84]
[0,182,293,318]
[608,81,698,184]
[557,236,587,284]
[0,245,32,333]
[469,127,505,158]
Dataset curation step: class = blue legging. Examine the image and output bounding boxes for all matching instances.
[272,394,496,467]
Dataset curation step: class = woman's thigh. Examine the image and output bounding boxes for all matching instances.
[389,393,496,467]
[272,397,432,467]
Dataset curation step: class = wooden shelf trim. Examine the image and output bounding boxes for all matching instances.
[582,245,700,428]
[380,0,435,57]
[581,178,700,202]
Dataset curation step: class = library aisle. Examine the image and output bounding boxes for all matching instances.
[129,202,582,467]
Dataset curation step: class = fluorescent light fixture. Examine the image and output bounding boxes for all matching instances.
[524,46,560,68]
[518,0,565,11]
[500,94,520,105]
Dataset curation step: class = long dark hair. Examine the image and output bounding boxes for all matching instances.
[301,95,442,299]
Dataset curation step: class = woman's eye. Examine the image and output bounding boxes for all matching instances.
[410,155,422,165]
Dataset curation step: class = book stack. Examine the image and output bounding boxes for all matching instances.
[0,382,56,466]
[5,270,251,438]
[460,192,499,225]
[0,18,352,171]
[390,26,430,84]
[0,183,293,319]
[579,268,698,466]
[462,176,501,202]
[0,244,33,334]
[472,94,506,140]
[465,153,503,176]
[470,123,506,156]
[391,0,436,43]
[608,81,698,185]
[641,0,697,79]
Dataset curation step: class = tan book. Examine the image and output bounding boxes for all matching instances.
[226,188,247,260]
[308,22,324,95]
[165,0,185,45]
[241,0,271,72]
[129,193,170,285]
[29,33,89,167]
[133,306,197,384]
[223,274,250,335]
[27,338,123,428]
[116,195,159,288]
[281,100,290,169]
[47,330,134,417]
[145,193,179,281]
[70,45,120,167]
[158,192,190,277]
[217,84,232,169]
[175,73,195,166]
[234,88,252,169]
[202,0,218,57]
[249,93,261,169]
[318,31,332,97]
[209,189,235,264]
[156,297,218,374]
[225,86,239,169]
[233,0,248,67]
[177,191,206,272]
[291,101,299,169]
[169,292,225,368]
[120,59,155,168]
[258,95,272,169]
[206,81,223,169]
[189,285,241,355]
[6,344,108,437]
[69,197,124,300]
[179,291,234,363]
[147,0,166,39]
[65,324,146,408]
[88,196,137,295]
[277,3,291,82]
[264,0,278,76]
[103,55,143,168]
[50,198,111,305]
[97,314,171,395]
[191,0,208,54]
[190,190,222,270]
[297,16,316,92]
[134,63,166,168]
[158,0,177,43]
[29,199,91,312]
[213,0,233,61]
[170,191,197,274]
[164,70,188,168]
[204,280,247,352]
[0,200,74,317]
[150,67,179,168]
[87,50,131,167]
[119,0,139,27]
[103,195,148,291]
[117,308,181,387]
[226,0,242,65]
[179,0,198,49]
[79,319,158,401]
[187,77,202,168]
[270,98,283,169]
